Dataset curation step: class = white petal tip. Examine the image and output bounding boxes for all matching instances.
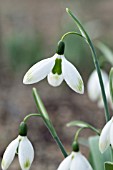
[99,143,105,154]
[47,72,63,87]
[74,79,84,94]
[23,159,31,169]
[1,159,5,170]
[23,73,33,85]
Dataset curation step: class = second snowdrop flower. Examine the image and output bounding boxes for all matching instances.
[99,117,113,153]
[1,122,34,170]
[23,41,84,94]
[87,69,108,108]
[57,151,93,170]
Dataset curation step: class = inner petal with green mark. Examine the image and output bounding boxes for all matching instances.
[52,58,62,75]
[24,159,30,168]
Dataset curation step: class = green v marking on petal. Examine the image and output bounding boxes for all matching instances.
[52,58,62,75]
[24,159,30,168]
[76,78,83,92]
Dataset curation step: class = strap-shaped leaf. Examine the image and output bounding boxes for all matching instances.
[66,8,93,44]
[32,88,68,157]
[89,136,112,170]
[67,120,100,135]
[104,162,113,170]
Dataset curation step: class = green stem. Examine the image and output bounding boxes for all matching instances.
[74,128,84,142]
[32,88,68,158]
[89,126,100,136]
[66,8,110,122]
[110,146,113,162]
[67,120,100,135]
[61,31,85,41]
[109,67,113,102]
[23,113,41,123]
[87,39,110,122]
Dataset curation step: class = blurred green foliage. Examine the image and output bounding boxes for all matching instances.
[5,34,43,71]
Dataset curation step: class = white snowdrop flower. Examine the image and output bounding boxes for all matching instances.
[99,117,113,153]
[1,122,34,170]
[1,136,34,170]
[23,41,84,94]
[87,69,108,107]
[105,82,113,110]
[57,151,93,170]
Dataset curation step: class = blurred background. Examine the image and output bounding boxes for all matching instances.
[0,0,113,169]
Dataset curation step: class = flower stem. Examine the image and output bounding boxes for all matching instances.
[23,113,41,123]
[65,8,110,122]
[74,128,84,142]
[67,120,100,135]
[32,88,68,158]
[61,31,85,41]
[109,67,113,102]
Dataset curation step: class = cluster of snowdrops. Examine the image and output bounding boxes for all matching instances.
[1,8,113,170]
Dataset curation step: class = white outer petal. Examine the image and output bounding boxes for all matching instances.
[23,55,56,84]
[57,154,72,170]
[62,56,84,94]
[1,137,19,170]
[97,96,104,108]
[87,69,108,102]
[105,82,113,110]
[47,72,63,87]
[99,118,112,153]
[18,137,34,170]
[110,120,113,147]
[98,82,112,109]
[70,152,93,170]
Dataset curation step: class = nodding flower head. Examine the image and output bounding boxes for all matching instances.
[57,151,93,170]
[23,41,84,94]
[87,69,109,107]
[99,117,113,153]
[1,122,34,170]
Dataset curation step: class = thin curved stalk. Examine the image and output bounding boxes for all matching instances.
[66,8,110,122]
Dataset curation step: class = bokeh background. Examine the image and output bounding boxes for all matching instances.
[0,0,113,169]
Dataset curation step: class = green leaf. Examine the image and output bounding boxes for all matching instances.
[109,67,113,102]
[105,162,113,170]
[67,120,100,135]
[89,136,112,170]
[66,8,110,122]
[32,88,68,158]
[66,8,88,42]
[96,42,113,66]
[32,88,56,136]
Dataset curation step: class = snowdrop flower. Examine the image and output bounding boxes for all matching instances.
[1,122,34,170]
[57,151,93,170]
[23,41,84,94]
[99,117,113,153]
[87,69,108,108]
[105,82,113,110]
